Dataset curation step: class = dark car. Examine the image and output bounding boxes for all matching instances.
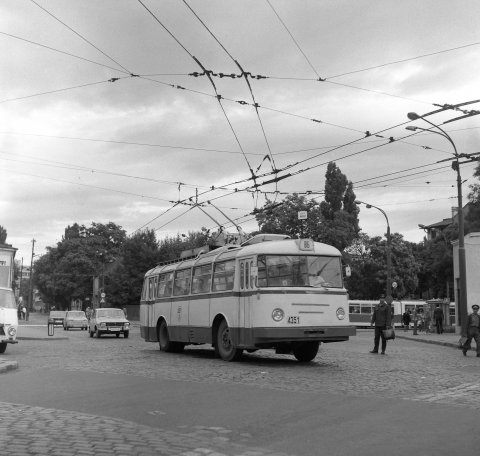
[49,310,66,326]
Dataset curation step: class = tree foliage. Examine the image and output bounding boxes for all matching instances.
[33,222,127,309]
[0,225,7,244]
[255,162,359,251]
[345,232,419,299]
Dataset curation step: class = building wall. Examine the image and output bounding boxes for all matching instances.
[453,232,480,330]
[0,244,17,288]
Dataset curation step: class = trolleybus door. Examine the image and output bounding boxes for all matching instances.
[146,275,157,341]
[239,257,256,346]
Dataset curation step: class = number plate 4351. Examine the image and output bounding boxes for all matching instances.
[287,316,300,324]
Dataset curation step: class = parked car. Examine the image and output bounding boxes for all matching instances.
[88,307,130,338]
[63,310,88,331]
[49,310,66,327]
[0,286,18,354]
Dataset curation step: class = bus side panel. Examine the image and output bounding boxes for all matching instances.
[169,297,190,342]
[188,295,211,343]
[210,293,239,334]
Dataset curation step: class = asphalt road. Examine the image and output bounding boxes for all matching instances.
[1,321,480,455]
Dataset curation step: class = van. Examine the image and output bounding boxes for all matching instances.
[0,286,18,353]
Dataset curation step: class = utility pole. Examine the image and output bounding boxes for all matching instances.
[27,238,35,321]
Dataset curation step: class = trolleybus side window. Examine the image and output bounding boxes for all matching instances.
[148,276,157,300]
[361,304,372,314]
[212,260,235,292]
[141,279,148,301]
[245,262,250,289]
[350,304,360,314]
[174,269,191,296]
[157,273,172,298]
[240,262,245,290]
[250,260,255,288]
[192,263,212,294]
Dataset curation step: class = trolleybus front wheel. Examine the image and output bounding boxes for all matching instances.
[292,341,319,362]
[158,320,184,353]
[0,342,7,354]
[216,319,243,361]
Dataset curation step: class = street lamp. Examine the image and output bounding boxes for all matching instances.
[355,200,392,302]
[406,112,468,335]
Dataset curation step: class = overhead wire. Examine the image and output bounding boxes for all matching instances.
[137,0,258,186]
[30,0,133,74]
[182,0,278,198]
[0,31,131,75]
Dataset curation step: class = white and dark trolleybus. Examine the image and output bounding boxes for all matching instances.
[140,234,356,362]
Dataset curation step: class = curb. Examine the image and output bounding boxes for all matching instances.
[395,334,459,350]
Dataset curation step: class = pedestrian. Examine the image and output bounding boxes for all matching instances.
[85,306,92,321]
[370,295,392,355]
[424,310,432,334]
[402,310,411,331]
[122,307,127,319]
[22,305,27,321]
[433,303,444,334]
[462,304,480,357]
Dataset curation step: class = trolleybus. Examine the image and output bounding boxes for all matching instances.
[140,234,356,362]
[349,299,456,328]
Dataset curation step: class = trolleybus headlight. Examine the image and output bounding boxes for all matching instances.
[7,326,16,337]
[272,308,284,322]
[336,307,346,320]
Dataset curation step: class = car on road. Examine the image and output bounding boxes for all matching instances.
[48,310,66,327]
[63,310,88,331]
[88,307,130,338]
[0,286,18,354]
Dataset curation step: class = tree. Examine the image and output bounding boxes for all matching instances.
[0,225,7,244]
[346,233,419,299]
[466,162,480,233]
[414,226,455,300]
[255,194,322,240]
[255,163,359,251]
[107,229,161,307]
[319,163,360,250]
[33,222,127,309]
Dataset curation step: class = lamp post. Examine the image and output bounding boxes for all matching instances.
[355,200,392,302]
[406,112,468,335]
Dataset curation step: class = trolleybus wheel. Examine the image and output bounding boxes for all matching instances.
[0,342,7,354]
[158,320,183,352]
[216,319,243,361]
[292,341,319,362]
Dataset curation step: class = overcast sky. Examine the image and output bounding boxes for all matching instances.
[2,0,480,263]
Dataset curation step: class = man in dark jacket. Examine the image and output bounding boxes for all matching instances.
[370,295,392,355]
[462,304,480,357]
[433,303,444,334]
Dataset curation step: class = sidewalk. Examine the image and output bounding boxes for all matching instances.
[394,328,463,350]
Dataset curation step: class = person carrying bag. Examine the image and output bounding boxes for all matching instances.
[370,295,393,355]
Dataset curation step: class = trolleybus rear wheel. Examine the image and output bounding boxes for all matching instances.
[158,320,184,353]
[0,342,7,354]
[216,319,243,361]
[292,341,319,362]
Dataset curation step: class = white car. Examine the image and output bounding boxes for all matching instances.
[88,307,130,338]
[63,310,88,330]
[0,287,18,353]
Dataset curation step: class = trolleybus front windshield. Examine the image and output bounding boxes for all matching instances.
[257,255,342,288]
